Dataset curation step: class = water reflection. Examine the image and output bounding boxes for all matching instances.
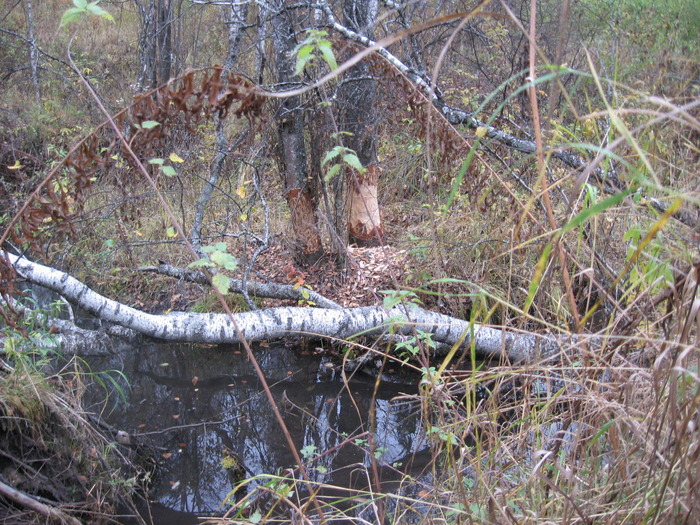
[84,342,427,516]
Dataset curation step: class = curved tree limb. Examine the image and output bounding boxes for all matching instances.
[7,251,582,363]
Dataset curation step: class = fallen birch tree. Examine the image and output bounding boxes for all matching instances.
[4,250,582,363]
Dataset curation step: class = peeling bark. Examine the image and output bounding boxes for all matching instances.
[347,164,382,245]
[287,188,324,264]
[5,251,582,363]
[270,1,324,263]
[341,0,382,246]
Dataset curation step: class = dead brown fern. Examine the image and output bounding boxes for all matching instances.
[0,67,265,329]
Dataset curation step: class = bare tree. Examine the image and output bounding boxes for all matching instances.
[191,1,251,253]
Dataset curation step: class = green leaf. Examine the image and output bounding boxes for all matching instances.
[148,158,164,165]
[321,152,339,168]
[60,7,86,27]
[73,0,88,8]
[201,242,227,253]
[324,164,341,182]
[188,258,213,268]
[86,2,114,21]
[211,251,238,271]
[141,120,161,129]
[342,153,365,172]
[294,53,315,76]
[161,165,177,177]
[212,274,231,295]
[297,44,315,60]
[321,148,341,166]
[165,227,177,238]
[318,43,338,71]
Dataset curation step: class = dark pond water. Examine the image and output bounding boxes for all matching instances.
[82,340,431,523]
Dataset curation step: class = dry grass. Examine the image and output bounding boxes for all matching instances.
[1,2,698,523]
[0,347,144,524]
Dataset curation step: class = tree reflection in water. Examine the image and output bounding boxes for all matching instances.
[84,342,428,515]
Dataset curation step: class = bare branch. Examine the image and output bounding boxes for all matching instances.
[136,262,343,310]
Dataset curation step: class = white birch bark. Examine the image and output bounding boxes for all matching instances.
[5,251,579,363]
[24,0,40,105]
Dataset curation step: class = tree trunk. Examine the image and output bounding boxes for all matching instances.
[340,0,382,246]
[190,1,250,253]
[5,250,572,364]
[347,163,381,244]
[24,0,40,106]
[134,0,174,91]
[270,1,323,264]
[156,0,173,84]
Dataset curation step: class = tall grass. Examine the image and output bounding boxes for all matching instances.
[214,13,699,523]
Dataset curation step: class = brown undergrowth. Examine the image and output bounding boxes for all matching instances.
[0,351,146,524]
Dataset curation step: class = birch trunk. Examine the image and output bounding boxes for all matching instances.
[24,0,40,106]
[5,251,575,363]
